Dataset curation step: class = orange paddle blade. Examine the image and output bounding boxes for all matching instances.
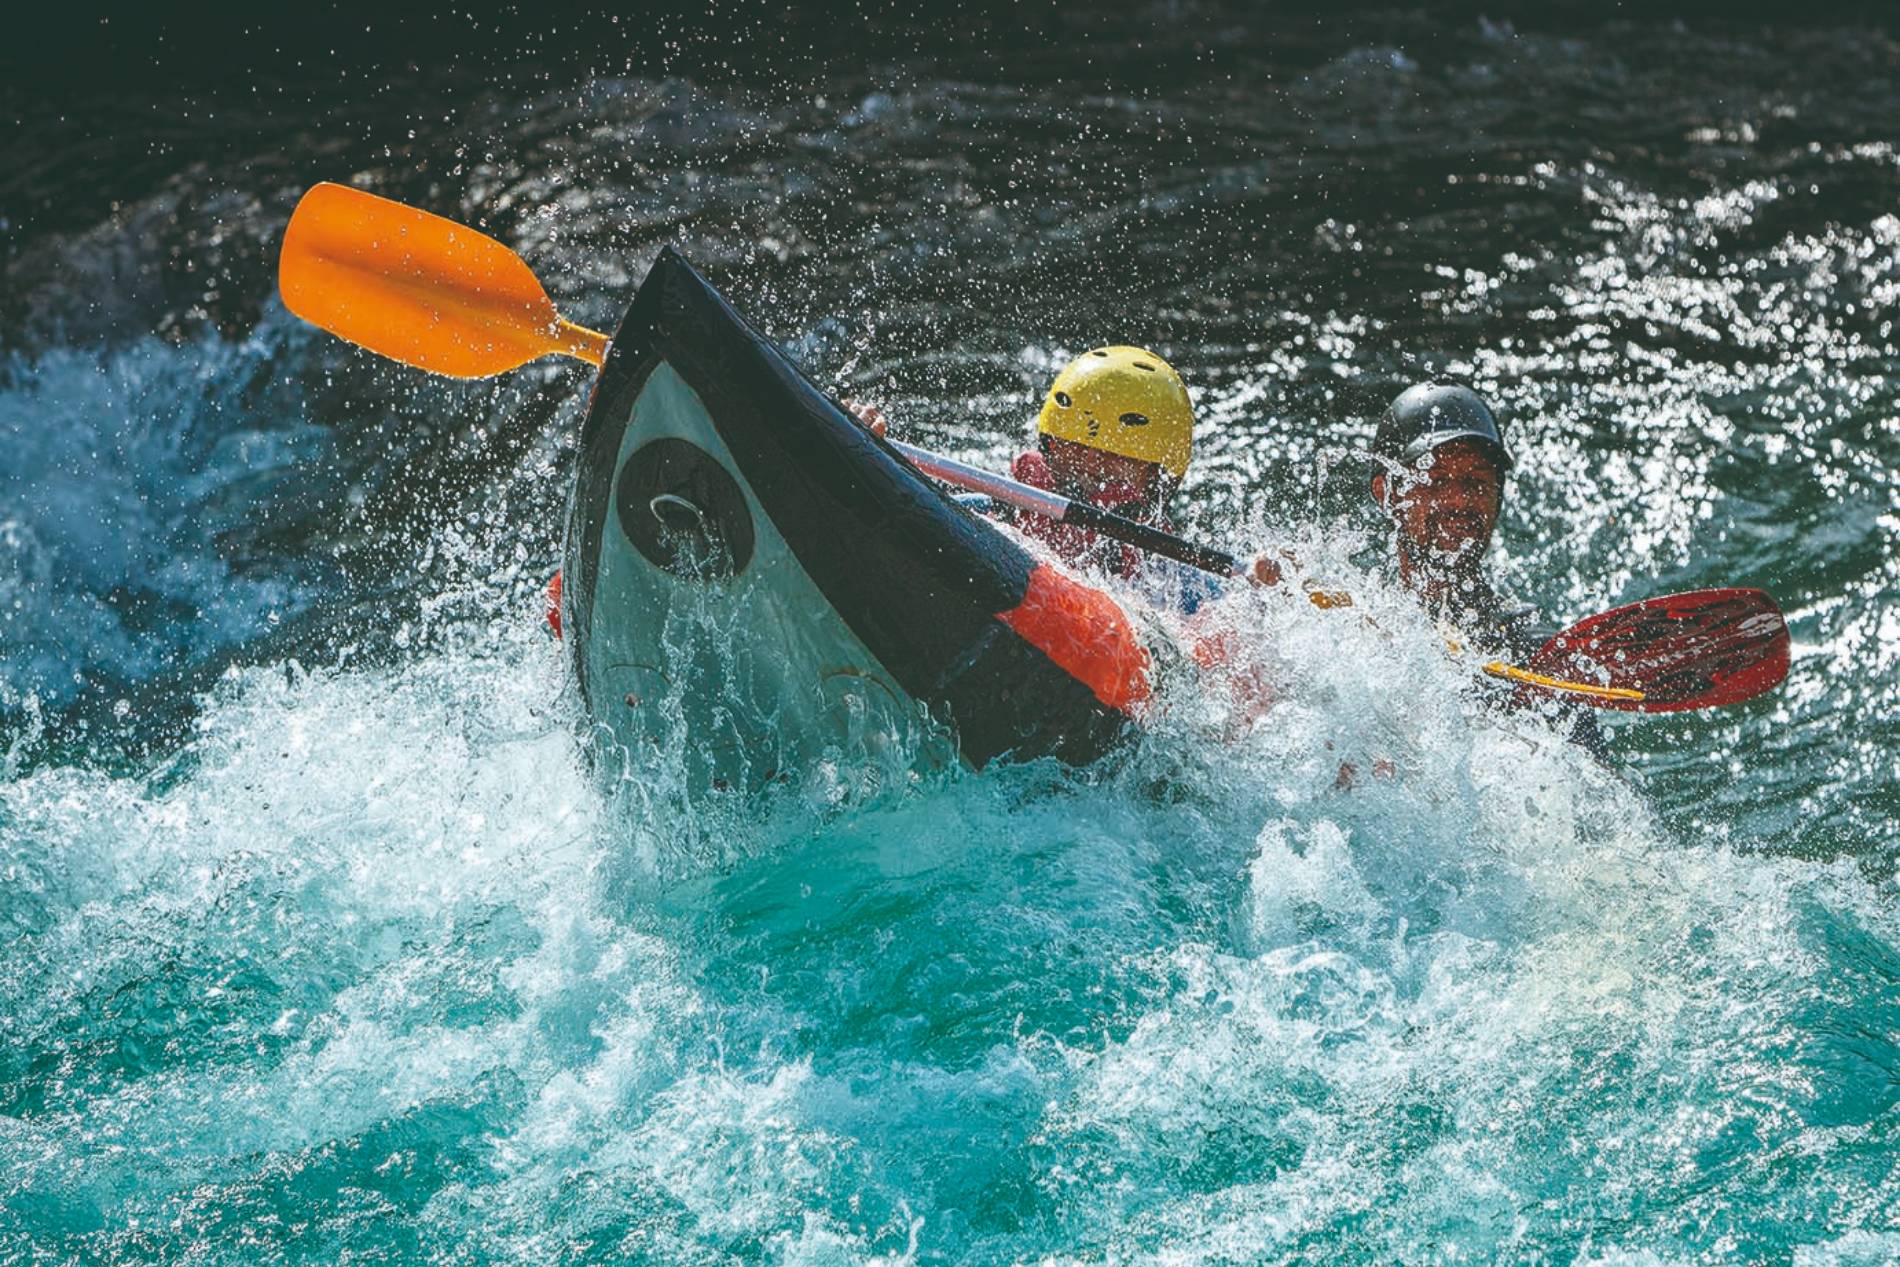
[278,182,609,378]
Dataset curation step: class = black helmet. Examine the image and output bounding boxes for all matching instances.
[1373,383,1511,472]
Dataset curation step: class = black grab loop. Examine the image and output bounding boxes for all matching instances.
[616,438,756,579]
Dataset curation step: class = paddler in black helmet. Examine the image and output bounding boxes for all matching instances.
[1370,382,1604,754]
[1371,383,1524,649]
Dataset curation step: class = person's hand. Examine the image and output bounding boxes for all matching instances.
[1246,547,1303,588]
[1010,450,1055,489]
[841,397,888,436]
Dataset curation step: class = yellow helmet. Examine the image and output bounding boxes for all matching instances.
[1036,346,1194,480]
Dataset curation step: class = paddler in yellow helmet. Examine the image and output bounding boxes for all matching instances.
[1014,346,1193,558]
[852,345,1245,613]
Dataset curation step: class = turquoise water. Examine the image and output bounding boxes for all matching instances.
[4,14,1899,1262]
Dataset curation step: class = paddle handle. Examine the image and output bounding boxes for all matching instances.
[1063,500,1243,575]
[887,439,1242,577]
[558,320,611,368]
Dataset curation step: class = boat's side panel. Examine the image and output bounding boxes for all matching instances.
[577,362,927,790]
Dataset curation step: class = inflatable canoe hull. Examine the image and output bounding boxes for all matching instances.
[563,247,1149,791]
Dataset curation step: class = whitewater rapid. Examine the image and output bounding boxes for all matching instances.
[6,527,1893,1261]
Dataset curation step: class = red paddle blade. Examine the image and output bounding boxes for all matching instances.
[1527,587,1790,713]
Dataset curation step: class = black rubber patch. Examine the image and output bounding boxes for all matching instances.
[615,438,755,580]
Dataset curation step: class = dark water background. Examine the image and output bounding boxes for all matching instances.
[3,6,1898,1262]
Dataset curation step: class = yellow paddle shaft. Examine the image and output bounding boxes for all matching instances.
[1482,661,1645,703]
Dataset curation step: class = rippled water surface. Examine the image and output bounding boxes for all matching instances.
[3,12,1898,1263]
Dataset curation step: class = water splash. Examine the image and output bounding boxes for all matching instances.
[0,336,333,711]
[5,544,1894,1261]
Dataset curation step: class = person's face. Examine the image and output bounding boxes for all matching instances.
[1370,441,1503,562]
[1042,435,1164,518]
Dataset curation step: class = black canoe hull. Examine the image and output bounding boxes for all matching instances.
[563,248,1141,790]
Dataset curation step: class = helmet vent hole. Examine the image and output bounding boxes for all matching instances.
[1053,391,1072,407]
[1119,412,1150,426]
[1133,362,1156,372]
[1091,349,1110,357]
